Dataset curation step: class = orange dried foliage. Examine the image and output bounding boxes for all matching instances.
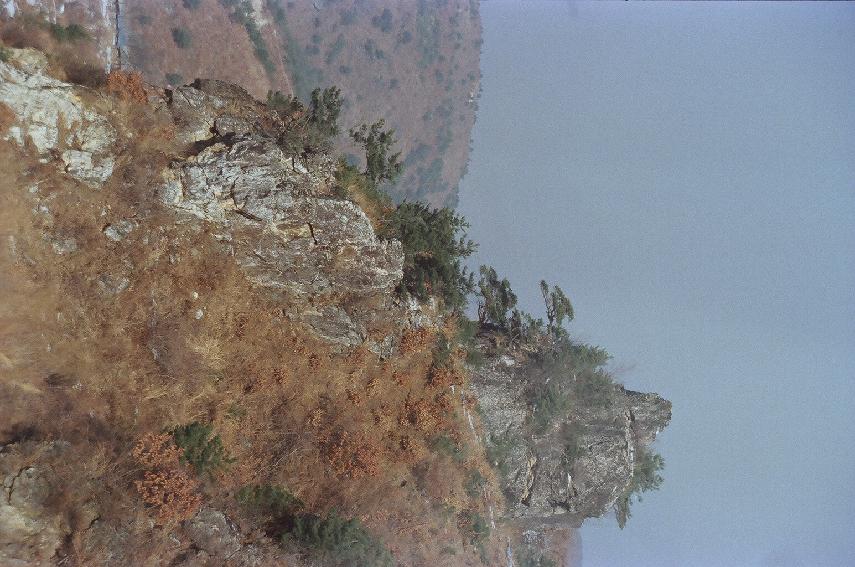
[132,433,183,469]
[272,367,287,385]
[392,371,408,386]
[292,342,310,357]
[399,327,434,355]
[132,433,201,524]
[346,388,363,406]
[401,397,440,431]
[325,430,380,479]
[105,70,148,104]
[346,346,369,366]
[134,470,202,524]
[429,365,461,388]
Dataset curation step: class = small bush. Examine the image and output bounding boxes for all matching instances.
[530,381,572,433]
[477,265,517,333]
[49,23,89,43]
[171,27,192,49]
[516,549,557,567]
[431,434,466,463]
[62,60,106,88]
[464,469,486,499]
[183,0,201,9]
[269,87,342,156]
[324,429,380,479]
[237,484,303,525]
[380,202,476,311]
[289,510,393,567]
[349,119,403,187]
[431,332,452,369]
[236,486,392,566]
[171,422,231,476]
[165,72,184,86]
[132,433,202,523]
[105,70,147,103]
[571,369,615,408]
[0,45,10,63]
[135,470,202,524]
[615,447,665,528]
[456,317,484,367]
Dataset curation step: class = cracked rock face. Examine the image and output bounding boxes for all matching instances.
[470,356,671,526]
[168,79,283,145]
[0,464,67,567]
[159,136,404,342]
[0,48,117,187]
[156,82,404,345]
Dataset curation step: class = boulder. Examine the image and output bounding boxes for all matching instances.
[0,465,67,566]
[0,48,116,187]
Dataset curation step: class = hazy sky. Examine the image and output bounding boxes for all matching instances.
[458,3,855,566]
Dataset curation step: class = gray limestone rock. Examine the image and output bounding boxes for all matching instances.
[156,82,404,345]
[0,48,116,187]
[160,136,403,299]
[0,464,67,567]
[167,79,282,146]
[103,220,136,242]
[469,353,671,527]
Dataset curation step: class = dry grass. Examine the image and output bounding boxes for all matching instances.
[0,16,106,87]
[105,70,148,104]
[0,102,14,134]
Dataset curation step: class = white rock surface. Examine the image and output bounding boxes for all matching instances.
[0,48,116,187]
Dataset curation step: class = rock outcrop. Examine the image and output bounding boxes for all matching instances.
[0,48,116,187]
[0,464,67,567]
[157,79,404,346]
[470,355,671,527]
[159,136,403,300]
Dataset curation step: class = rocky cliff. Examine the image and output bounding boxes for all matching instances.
[470,355,671,527]
[0,45,670,566]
